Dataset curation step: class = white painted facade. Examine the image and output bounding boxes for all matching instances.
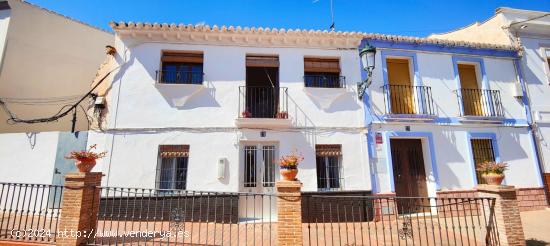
[362,39,543,196]
[87,26,370,192]
[431,8,550,175]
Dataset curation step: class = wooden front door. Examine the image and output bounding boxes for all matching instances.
[390,139,429,213]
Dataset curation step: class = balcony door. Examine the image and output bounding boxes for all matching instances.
[387,58,414,114]
[242,144,277,193]
[458,63,484,116]
[240,144,278,221]
[245,55,279,118]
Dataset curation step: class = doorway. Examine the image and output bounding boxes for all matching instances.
[245,55,279,118]
[390,138,429,213]
[239,143,278,221]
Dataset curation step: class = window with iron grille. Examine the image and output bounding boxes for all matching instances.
[158,52,203,84]
[304,58,343,88]
[316,144,343,191]
[243,145,276,188]
[156,145,189,190]
[470,139,496,184]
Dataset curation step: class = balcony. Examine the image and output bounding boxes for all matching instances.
[382,84,436,120]
[456,89,504,121]
[236,86,291,128]
[304,75,346,88]
[156,70,203,84]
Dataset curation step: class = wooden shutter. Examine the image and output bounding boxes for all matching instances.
[161,52,203,63]
[387,58,411,85]
[457,64,479,89]
[304,58,340,73]
[246,55,279,67]
[316,144,342,156]
[159,145,190,158]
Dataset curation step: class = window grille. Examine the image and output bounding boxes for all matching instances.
[470,139,496,184]
[316,144,343,191]
[156,145,189,190]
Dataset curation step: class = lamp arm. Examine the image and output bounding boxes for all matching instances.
[357,69,373,100]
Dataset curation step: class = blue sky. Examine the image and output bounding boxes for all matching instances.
[28,0,550,37]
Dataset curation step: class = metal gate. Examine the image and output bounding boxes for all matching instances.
[303,195,500,246]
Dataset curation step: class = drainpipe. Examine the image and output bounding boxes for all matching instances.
[514,57,550,204]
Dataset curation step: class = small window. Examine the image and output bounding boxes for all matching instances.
[156,145,189,190]
[304,58,343,88]
[470,139,496,184]
[316,144,343,190]
[158,52,203,84]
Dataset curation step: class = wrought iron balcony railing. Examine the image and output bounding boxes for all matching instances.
[238,86,289,119]
[156,70,204,84]
[456,88,504,117]
[304,75,346,88]
[382,84,436,115]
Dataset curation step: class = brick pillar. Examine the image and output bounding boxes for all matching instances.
[276,180,303,246]
[477,185,526,246]
[57,172,102,246]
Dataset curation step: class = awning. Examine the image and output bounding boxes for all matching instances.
[316,144,342,156]
[159,145,190,158]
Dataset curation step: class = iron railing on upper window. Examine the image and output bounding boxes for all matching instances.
[456,89,504,117]
[304,74,346,88]
[238,86,288,119]
[156,70,204,85]
[382,84,436,115]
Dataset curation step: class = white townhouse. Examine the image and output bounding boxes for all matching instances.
[359,34,547,211]
[87,22,371,195]
[430,7,550,206]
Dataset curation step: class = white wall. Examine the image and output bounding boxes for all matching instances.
[0,131,58,184]
[88,129,371,192]
[0,0,113,133]
[519,36,550,172]
[107,41,364,129]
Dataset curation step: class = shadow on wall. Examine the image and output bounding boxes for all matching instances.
[498,129,529,162]
[433,129,465,190]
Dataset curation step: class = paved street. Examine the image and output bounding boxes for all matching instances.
[522,209,550,246]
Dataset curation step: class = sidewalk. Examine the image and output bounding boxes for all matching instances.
[522,209,550,245]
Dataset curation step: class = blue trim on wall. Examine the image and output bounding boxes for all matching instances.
[528,130,545,187]
[361,39,519,58]
[466,132,501,187]
[365,130,378,193]
[383,131,440,192]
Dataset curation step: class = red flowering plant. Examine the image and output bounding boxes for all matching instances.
[476,161,508,175]
[279,150,304,170]
[65,144,107,162]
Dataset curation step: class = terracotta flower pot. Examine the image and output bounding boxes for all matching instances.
[481,173,505,185]
[280,168,298,181]
[75,158,96,173]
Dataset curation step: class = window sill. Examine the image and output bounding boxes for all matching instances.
[459,116,505,124]
[384,114,437,122]
[235,118,292,128]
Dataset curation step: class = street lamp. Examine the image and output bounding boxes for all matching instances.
[357,44,377,100]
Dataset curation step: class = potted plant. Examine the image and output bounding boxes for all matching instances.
[241,110,251,118]
[276,111,288,119]
[65,144,107,173]
[476,161,508,185]
[279,150,304,181]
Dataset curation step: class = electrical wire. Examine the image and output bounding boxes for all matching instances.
[0,67,115,125]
